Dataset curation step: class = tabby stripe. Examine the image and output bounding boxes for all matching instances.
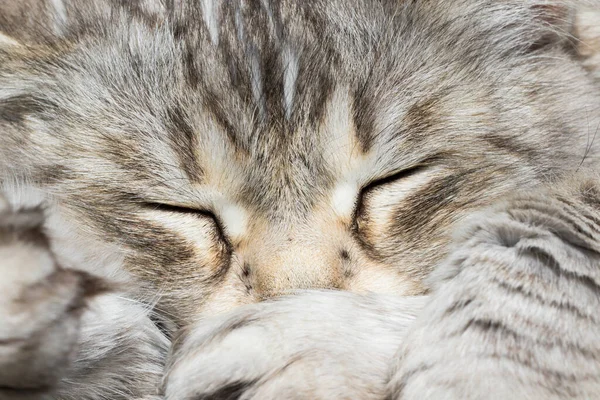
[462,318,521,340]
[463,313,597,360]
[527,206,596,243]
[490,277,594,322]
[484,133,540,162]
[202,90,245,152]
[509,198,597,242]
[556,196,600,236]
[389,173,467,240]
[166,105,203,183]
[524,246,600,294]
[442,298,474,317]
[182,45,200,90]
[556,200,600,238]
[485,354,594,387]
[352,85,376,152]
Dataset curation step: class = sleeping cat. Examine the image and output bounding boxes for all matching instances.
[1,0,600,398]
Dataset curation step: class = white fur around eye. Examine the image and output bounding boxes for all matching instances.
[331,181,360,219]
[218,203,247,240]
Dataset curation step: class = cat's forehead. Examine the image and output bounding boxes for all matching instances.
[25,0,577,218]
[157,85,421,218]
[95,1,456,214]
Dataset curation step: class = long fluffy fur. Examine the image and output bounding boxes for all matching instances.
[0,1,600,399]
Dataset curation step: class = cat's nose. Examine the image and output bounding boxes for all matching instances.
[248,240,342,299]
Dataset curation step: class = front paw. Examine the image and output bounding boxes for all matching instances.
[163,291,425,400]
[387,175,600,400]
[0,206,109,398]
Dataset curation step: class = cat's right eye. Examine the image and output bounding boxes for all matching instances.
[142,203,230,248]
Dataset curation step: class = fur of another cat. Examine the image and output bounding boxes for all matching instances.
[1,0,600,399]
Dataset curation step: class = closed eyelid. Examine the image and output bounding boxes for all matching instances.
[360,164,430,196]
[142,202,231,246]
[353,164,431,221]
[142,202,214,218]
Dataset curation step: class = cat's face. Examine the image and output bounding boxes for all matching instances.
[1,0,599,321]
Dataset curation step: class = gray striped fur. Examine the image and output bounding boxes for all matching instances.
[0,0,599,399]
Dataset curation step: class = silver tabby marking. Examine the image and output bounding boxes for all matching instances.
[0,0,599,399]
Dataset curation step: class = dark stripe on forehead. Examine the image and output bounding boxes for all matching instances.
[294,39,339,127]
[261,47,286,123]
[202,89,246,152]
[352,82,376,153]
[166,105,203,183]
[182,45,201,90]
[171,0,347,155]
[404,97,442,137]
[306,73,334,126]
[217,6,255,110]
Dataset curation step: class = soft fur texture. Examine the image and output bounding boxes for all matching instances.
[0,0,600,399]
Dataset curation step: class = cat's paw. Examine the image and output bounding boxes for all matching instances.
[386,175,600,400]
[163,291,425,400]
[0,205,109,399]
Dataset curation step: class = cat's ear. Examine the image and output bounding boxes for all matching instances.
[528,2,600,74]
[524,2,577,52]
[573,5,600,80]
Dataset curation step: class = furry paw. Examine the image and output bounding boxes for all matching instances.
[163,291,425,400]
[0,205,109,399]
[387,176,600,400]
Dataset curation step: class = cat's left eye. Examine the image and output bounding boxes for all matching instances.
[353,165,429,220]
[351,164,434,241]
[143,203,229,245]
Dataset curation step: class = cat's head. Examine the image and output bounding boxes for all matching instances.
[1,0,599,321]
